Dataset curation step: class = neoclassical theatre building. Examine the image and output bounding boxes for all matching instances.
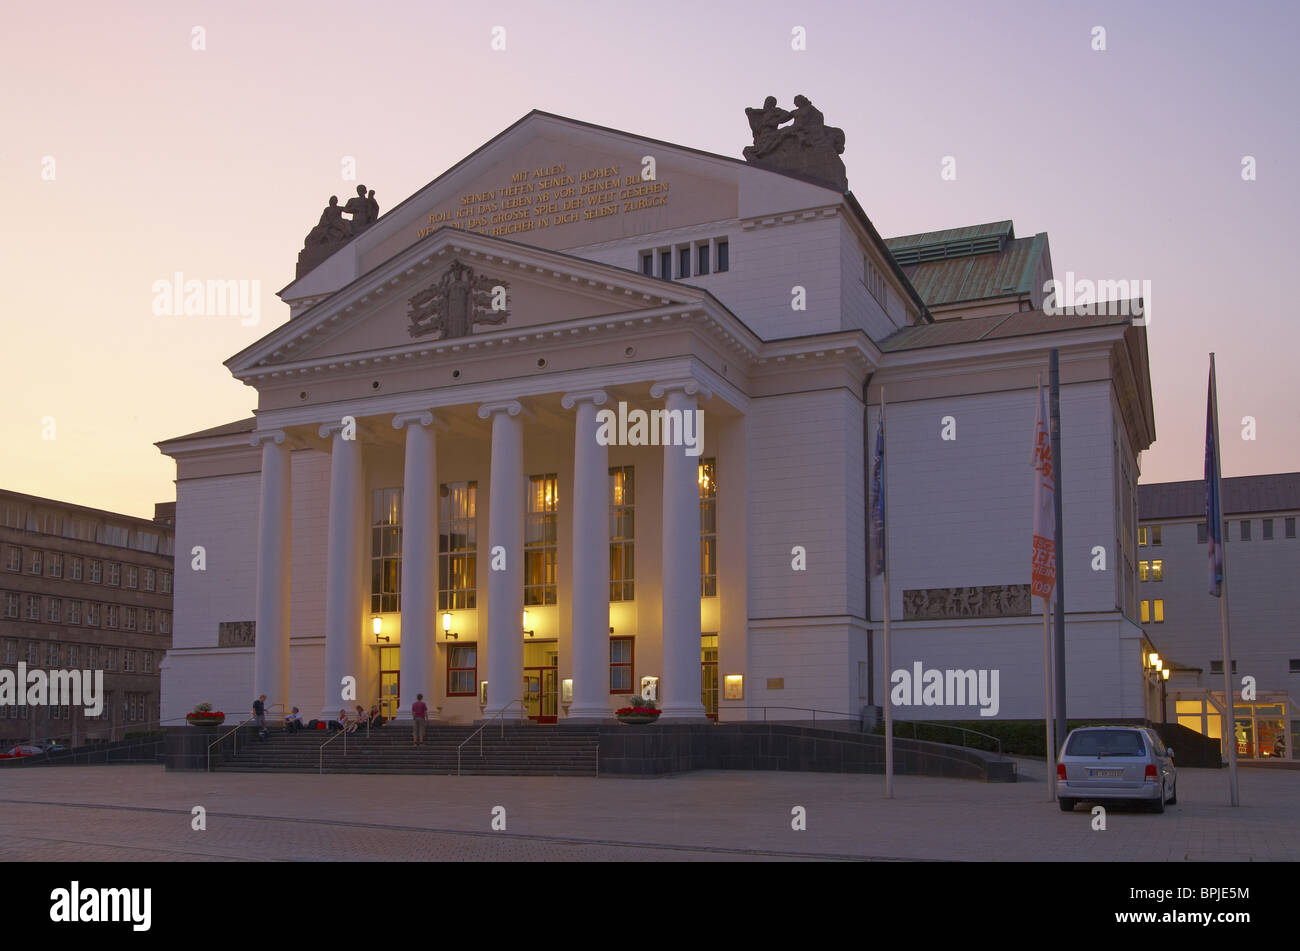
[158,103,1155,726]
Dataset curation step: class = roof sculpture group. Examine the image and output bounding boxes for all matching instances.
[743,95,847,191]
[296,184,380,278]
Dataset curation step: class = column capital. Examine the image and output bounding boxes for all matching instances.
[560,389,608,410]
[650,378,713,401]
[391,410,445,431]
[477,399,531,420]
[249,429,288,448]
[318,418,360,440]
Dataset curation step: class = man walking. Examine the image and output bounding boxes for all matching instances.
[411,693,428,747]
[252,694,268,741]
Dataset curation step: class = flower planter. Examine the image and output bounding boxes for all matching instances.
[185,714,225,729]
[616,712,661,725]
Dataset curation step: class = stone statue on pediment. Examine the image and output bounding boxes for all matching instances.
[742,95,848,192]
[297,186,382,278]
[344,184,379,236]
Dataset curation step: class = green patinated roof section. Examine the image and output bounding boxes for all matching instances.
[885,220,1014,253]
[883,221,1048,307]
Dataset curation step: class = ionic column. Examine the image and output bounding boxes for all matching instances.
[251,430,291,720]
[319,420,365,720]
[393,411,440,720]
[477,400,525,717]
[561,389,609,720]
[651,379,710,720]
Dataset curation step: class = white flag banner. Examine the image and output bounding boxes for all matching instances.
[1032,381,1056,603]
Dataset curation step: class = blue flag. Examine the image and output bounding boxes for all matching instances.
[870,404,885,578]
[1205,361,1223,597]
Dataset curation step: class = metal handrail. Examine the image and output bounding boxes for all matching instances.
[319,720,348,773]
[202,703,289,772]
[457,699,525,775]
[728,705,1004,757]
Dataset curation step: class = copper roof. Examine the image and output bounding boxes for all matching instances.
[878,306,1133,353]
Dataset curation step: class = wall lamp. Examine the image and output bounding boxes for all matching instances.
[442,612,459,640]
[523,610,535,637]
[372,616,389,643]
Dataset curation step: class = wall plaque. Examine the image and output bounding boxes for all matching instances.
[901,585,1033,621]
[218,621,256,648]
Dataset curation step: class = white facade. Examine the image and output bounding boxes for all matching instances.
[157,111,1155,727]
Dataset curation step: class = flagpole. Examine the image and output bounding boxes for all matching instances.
[881,386,893,800]
[1034,373,1056,800]
[1210,353,1240,806]
[1042,600,1054,799]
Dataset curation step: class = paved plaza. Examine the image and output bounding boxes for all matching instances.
[0,763,1294,861]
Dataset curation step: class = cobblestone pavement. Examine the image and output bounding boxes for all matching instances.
[0,765,1294,861]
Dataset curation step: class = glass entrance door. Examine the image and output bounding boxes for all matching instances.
[701,633,718,720]
[379,646,400,720]
[523,642,558,723]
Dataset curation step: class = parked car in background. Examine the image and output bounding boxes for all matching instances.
[0,745,46,759]
[1056,726,1177,813]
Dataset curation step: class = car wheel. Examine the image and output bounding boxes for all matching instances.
[1058,797,1076,812]
[1167,781,1177,806]
[1149,783,1165,813]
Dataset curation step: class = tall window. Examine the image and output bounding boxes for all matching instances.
[143,568,155,591]
[699,459,717,597]
[447,644,477,696]
[106,562,120,586]
[696,242,710,276]
[86,603,99,627]
[370,488,402,613]
[106,605,119,629]
[717,240,729,272]
[47,599,60,622]
[25,595,39,620]
[160,571,172,594]
[49,553,64,578]
[1240,520,1251,542]
[124,607,137,631]
[610,636,634,693]
[439,482,477,610]
[4,546,19,572]
[609,466,635,601]
[70,557,82,581]
[68,601,81,625]
[89,560,102,584]
[126,565,138,589]
[1263,519,1274,540]
[3,594,17,618]
[1150,560,1163,582]
[29,550,42,575]
[524,474,558,606]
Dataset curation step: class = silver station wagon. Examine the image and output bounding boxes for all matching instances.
[1056,726,1177,813]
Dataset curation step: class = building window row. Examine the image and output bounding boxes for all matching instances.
[0,502,174,555]
[368,461,718,615]
[1137,559,1163,582]
[1140,599,1165,624]
[1,638,153,672]
[1196,517,1297,544]
[1,592,168,634]
[2,545,171,593]
[1138,525,1162,547]
[640,236,729,281]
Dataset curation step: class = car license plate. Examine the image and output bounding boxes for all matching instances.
[1089,768,1123,778]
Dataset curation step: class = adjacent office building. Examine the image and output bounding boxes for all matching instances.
[0,491,175,746]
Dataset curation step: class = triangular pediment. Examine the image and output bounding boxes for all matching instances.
[228,228,707,376]
[280,110,842,303]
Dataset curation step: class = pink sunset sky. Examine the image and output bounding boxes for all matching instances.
[2,0,1297,518]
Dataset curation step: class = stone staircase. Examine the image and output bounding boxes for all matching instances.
[211,723,601,776]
